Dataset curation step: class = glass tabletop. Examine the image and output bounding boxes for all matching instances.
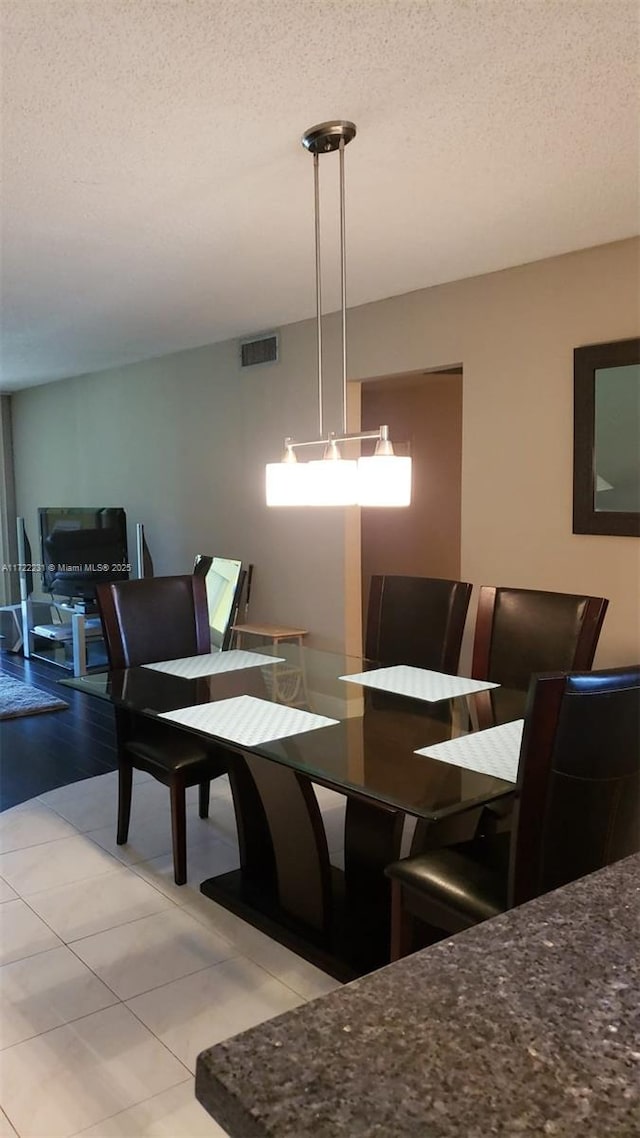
[61,643,525,820]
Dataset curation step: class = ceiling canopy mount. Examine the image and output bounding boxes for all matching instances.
[301,120,356,155]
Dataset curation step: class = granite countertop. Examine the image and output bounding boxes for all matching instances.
[196,854,640,1138]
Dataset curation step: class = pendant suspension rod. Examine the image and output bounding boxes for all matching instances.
[313,152,324,438]
[339,137,347,434]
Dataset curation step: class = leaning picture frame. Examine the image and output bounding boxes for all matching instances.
[573,337,640,537]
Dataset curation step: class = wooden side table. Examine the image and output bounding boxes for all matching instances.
[233,622,308,651]
[233,622,309,707]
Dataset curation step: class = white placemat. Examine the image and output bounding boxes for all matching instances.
[143,650,284,679]
[159,695,339,746]
[415,719,525,783]
[339,665,499,703]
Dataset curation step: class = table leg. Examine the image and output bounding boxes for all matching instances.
[344,797,404,968]
[226,754,277,890]
[201,756,404,975]
[200,752,341,973]
[243,755,332,932]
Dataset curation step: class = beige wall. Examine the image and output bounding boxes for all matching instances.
[10,237,640,665]
[11,320,351,649]
[348,238,640,668]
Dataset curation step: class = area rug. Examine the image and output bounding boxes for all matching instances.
[0,672,69,720]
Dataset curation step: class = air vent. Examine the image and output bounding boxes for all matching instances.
[240,333,279,368]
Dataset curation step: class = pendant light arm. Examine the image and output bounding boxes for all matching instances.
[279,424,396,453]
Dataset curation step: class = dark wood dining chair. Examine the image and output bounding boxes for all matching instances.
[472,585,609,689]
[365,575,473,857]
[386,664,640,958]
[466,583,611,838]
[365,575,473,672]
[468,584,609,738]
[96,574,228,884]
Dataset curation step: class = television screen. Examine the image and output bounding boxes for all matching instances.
[194,555,243,651]
[39,507,129,601]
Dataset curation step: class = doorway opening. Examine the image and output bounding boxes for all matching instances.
[360,368,463,634]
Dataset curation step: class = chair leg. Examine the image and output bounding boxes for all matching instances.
[170,781,187,885]
[117,763,133,845]
[198,780,210,819]
[390,879,414,962]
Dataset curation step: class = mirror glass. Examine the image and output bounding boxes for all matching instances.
[594,364,640,513]
[574,338,640,537]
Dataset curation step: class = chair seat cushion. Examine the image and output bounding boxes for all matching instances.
[124,721,213,775]
[386,848,507,928]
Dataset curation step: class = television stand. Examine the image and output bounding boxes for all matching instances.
[25,603,105,677]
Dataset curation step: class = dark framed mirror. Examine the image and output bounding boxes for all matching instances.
[573,338,640,537]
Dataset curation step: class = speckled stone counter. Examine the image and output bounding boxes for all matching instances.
[196,855,640,1137]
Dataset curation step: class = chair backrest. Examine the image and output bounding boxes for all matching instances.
[472,585,608,690]
[193,555,248,651]
[96,574,210,668]
[509,665,640,907]
[365,575,472,673]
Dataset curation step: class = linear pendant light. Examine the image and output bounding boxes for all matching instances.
[265,120,412,508]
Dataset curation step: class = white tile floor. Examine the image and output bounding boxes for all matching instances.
[0,771,345,1138]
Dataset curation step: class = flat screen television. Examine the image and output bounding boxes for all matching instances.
[39,507,129,602]
[194,554,244,651]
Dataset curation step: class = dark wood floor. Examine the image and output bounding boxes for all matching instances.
[0,649,117,811]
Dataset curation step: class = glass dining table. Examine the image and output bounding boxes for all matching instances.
[62,644,525,977]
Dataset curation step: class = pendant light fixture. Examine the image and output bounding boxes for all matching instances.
[265,120,412,508]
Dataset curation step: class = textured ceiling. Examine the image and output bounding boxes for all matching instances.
[1,0,638,392]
